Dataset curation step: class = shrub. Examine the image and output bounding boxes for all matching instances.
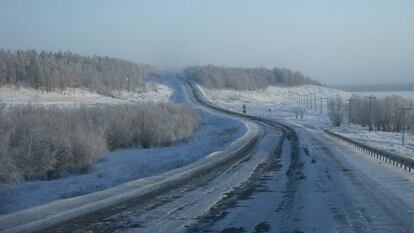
[0,103,199,183]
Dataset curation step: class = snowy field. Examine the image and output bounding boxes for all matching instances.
[198,84,414,159]
[201,84,351,108]
[0,83,172,107]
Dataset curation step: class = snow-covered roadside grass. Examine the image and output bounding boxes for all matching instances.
[198,84,414,158]
[330,126,414,159]
[0,109,246,214]
[0,83,172,107]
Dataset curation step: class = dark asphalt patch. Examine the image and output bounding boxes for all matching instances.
[253,222,271,233]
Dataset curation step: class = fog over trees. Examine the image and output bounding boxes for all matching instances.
[184,65,321,90]
[0,49,152,95]
[0,103,199,183]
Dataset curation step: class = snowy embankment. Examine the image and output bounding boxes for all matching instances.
[0,83,172,106]
[198,84,414,158]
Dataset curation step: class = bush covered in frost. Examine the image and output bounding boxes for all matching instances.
[0,103,199,183]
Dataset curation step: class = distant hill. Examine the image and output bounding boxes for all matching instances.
[332,83,414,92]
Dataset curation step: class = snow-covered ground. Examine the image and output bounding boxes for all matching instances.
[201,84,351,109]
[331,126,414,159]
[0,110,246,214]
[198,84,414,158]
[0,77,248,215]
[0,83,172,107]
[198,84,346,128]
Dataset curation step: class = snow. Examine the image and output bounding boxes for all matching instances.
[0,76,249,215]
[330,126,414,159]
[201,84,351,108]
[198,84,414,160]
[0,83,172,107]
[3,80,413,232]
[0,120,258,233]
[0,111,246,214]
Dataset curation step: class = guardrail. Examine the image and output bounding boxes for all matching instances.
[324,130,414,172]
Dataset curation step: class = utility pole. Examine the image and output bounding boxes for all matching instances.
[365,96,376,132]
[319,97,331,128]
[347,98,355,127]
[320,97,331,115]
[305,95,308,108]
[309,94,314,109]
[320,98,323,114]
[398,107,412,145]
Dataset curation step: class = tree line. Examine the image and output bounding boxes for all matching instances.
[184,65,321,90]
[0,49,152,95]
[0,103,200,183]
[327,95,414,132]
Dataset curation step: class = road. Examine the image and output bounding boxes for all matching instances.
[3,78,414,233]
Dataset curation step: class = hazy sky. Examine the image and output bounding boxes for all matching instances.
[1,0,413,85]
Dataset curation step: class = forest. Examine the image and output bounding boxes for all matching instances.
[0,49,152,95]
[0,103,200,183]
[184,65,321,90]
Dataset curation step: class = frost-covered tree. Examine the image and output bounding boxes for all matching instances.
[0,49,153,94]
[294,106,304,119]
[0,103,199,183]
[184,65,321,90]
[328,97,344,127]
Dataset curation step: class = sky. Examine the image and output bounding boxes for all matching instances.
[0,0,413,85]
